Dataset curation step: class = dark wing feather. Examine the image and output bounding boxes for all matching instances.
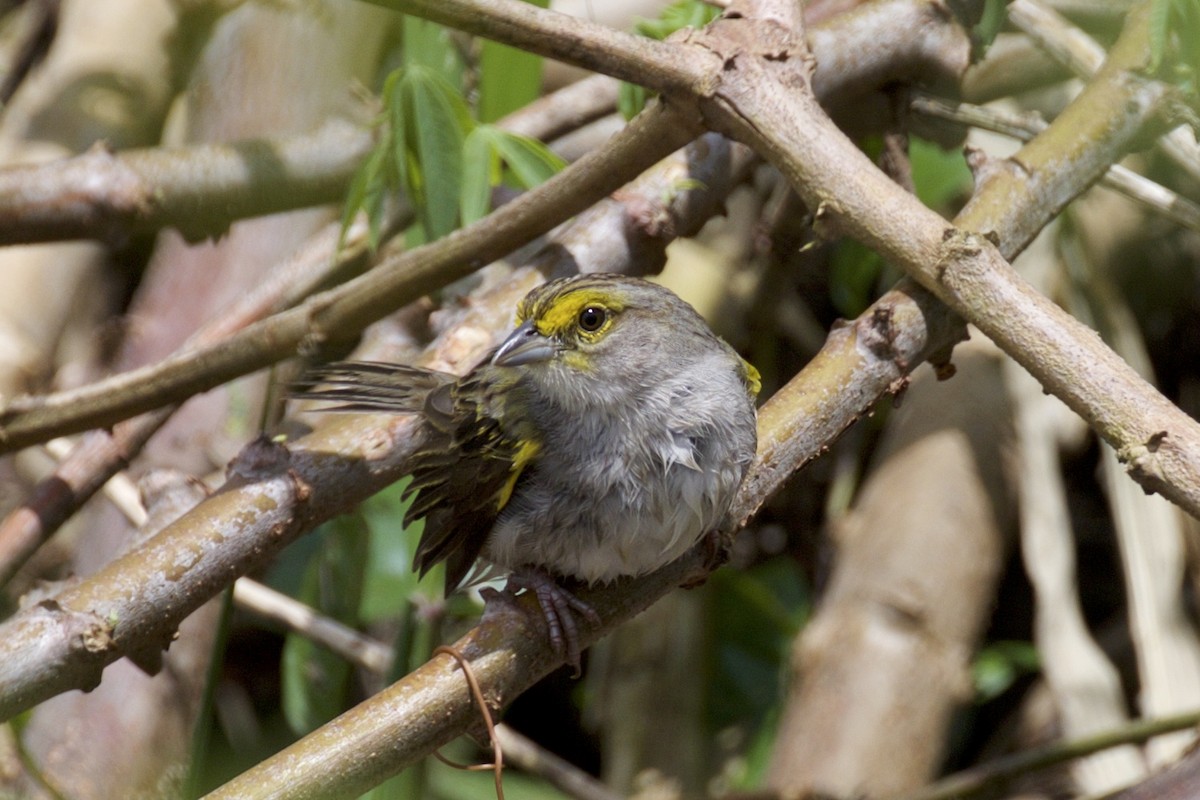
[289,361,455,413]
[293,360,532,595]
[408,372,534,593]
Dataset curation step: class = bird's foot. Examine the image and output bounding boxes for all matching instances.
[481,568,600,676]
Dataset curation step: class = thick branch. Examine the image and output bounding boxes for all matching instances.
[697,1,1200,517]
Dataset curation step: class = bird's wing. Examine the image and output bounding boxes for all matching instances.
[408,370,539,593]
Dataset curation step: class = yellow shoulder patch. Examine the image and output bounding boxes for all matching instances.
[496,439,541,511]
[740,357,762,397]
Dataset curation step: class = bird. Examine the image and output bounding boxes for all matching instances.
[292,273,760,670]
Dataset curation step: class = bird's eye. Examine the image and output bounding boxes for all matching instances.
[577,306,607,332]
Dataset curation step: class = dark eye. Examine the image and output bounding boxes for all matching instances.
[577,306,607,332]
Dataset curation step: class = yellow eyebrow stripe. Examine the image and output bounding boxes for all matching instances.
[522,291,625,337]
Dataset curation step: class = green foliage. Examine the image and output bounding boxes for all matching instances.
[343,6,563,248]
[972,0,1008,53]
[280,479,438,736]
[830,137,970,315]
[1149,0,1200,101]
[707,559,809,790]
[479,0,550,123]
[708,560,808,730]
[633,0,720,39]
[359,479,431,622]
[830,239,885,317]
[973,640,1040,702]
[281,513,370,734]
[399,66,473,242]
[909,137,971,210]
[618,0,721,118]
[461,126,566,224]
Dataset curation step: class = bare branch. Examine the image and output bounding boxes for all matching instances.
[0,118,372,246]
[356,0,706,96]
[697,1,1200,518]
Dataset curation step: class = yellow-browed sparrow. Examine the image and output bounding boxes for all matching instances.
[294,274,759,669]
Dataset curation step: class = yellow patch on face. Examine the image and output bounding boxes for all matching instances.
[497,439,540,511]
[559,350,593,373]
[519,290,625,341]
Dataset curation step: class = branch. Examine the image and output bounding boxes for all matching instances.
[696,1,1200,518]
[897,710,1200,800]
[0,118,372,246]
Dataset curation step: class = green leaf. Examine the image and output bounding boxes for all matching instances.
[634,0,719,39]
[973,0,1008,52]
[403,66,472,240]
[1149,0,1172,72]
[280,514,370,735]
[830,238,884,317]
[618,81,648,120]
[973,640,1040,703]
[460,127,499,225]
[386,70,410,194]
[403,16,464,81]
[478,0,549,123]
[458,127,565,224]
[910,137,972,210]
[707,560,808,730]
[360,479,431,622]
[618,0,718,120]
[491,130,566,188]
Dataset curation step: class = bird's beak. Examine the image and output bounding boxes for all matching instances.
[492,320,557,367]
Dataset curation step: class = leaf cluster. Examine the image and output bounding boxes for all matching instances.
[343,16,565,249]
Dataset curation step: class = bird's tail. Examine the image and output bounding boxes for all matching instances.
[289,360,454,414]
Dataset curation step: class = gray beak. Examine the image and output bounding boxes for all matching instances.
[492,320,557,367]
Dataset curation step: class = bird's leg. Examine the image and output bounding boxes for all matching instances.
[481,568,600,675]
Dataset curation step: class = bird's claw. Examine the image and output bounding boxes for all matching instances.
[481,569,599,676]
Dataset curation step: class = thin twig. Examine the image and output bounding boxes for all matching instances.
[234,579,392,674]
[1008,0,1200,184]
[910,93,1200,234]
[0,216,379,587]
[493,724,623,800]
[897,710,1200,800]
